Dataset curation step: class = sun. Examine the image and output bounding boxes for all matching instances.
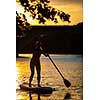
[16,3,24,13]
[16,3,40,25]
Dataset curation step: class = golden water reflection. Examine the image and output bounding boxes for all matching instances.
[16,54,82,100]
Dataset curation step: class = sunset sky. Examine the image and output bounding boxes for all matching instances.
[16,0,83,25]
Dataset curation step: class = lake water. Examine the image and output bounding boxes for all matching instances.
[16,54,83,100]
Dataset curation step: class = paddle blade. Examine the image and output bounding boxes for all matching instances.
[64,79,71,87]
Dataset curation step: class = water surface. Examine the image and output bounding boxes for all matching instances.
[16,54,83,100]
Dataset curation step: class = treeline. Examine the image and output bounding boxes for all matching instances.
[16,22,83,55]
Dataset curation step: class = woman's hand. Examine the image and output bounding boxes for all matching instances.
[45,53,49,57]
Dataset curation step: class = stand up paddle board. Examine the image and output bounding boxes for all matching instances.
[20,84,55,94]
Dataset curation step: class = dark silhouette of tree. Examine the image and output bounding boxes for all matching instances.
[16,11,31,37]
[16,0,70,36]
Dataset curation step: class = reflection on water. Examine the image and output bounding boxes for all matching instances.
[29,91,55,100]
[16,54,83,100]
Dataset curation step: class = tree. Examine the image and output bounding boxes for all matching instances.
[16,0,71,36]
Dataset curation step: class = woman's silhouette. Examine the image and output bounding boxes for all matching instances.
[29,39,48,87]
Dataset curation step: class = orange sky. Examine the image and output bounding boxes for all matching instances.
[16,0,83,25]
[50,0,83,25]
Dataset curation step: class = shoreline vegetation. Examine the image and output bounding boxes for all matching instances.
[16,23,83,57]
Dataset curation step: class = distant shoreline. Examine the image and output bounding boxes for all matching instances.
[16,53,83,58]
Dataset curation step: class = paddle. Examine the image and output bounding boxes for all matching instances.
[47,55,71,87]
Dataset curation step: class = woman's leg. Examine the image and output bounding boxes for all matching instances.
[29,65,34,87]
[36,62,41,87]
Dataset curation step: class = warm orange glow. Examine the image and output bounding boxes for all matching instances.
[49,3,83,25]
[16,1,83,25]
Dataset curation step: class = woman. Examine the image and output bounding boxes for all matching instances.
[29,40,48,87]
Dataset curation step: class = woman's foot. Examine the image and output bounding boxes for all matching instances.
[29,83,31,87]
[38,84,41,87]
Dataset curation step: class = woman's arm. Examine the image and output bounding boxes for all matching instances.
[40,46,48,57]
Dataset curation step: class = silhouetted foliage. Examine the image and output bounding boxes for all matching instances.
[16,11,31,37]
[17,23,83,54]
[16,0,70,36]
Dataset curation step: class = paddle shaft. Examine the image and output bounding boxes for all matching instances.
[48,55,65,80]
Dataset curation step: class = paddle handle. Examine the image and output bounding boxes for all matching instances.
[48,55,64,80]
